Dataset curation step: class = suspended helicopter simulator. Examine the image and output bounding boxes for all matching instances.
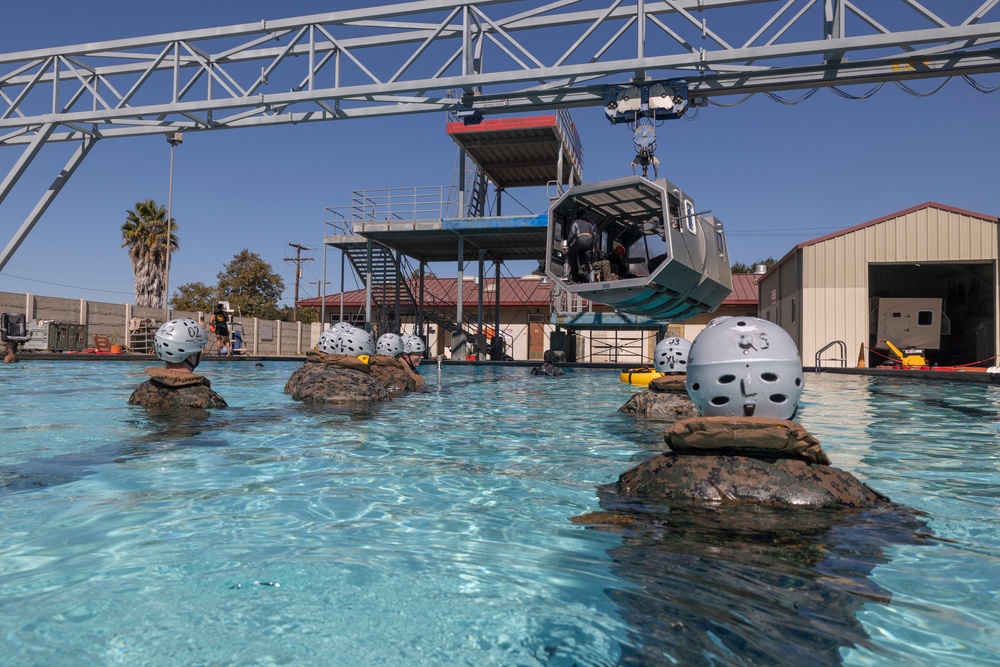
[544,81,732,321]
[545,176,732,320]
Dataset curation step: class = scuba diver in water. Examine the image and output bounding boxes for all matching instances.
[128,318,227,409]
[284,325,391,405]
[566,209,596,282]
[530,349,565,377]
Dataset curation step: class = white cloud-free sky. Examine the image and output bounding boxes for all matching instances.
[1,1,997,306]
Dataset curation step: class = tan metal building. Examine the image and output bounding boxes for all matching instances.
[758,202,999,369]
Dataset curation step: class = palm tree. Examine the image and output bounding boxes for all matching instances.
[121,199,178,307]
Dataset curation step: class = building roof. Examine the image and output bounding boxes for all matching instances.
[298,274,757,309]
[766,202,1000,277]
[728,273,761,305]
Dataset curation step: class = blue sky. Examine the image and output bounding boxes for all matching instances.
[1,1,997,307]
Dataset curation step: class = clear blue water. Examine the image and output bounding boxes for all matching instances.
[0,362,997,666]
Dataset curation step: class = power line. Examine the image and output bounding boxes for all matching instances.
[0,272,133,295]
[284,243,313,322]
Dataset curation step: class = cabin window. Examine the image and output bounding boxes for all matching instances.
[917,310,934,326]
[684,199,697,234]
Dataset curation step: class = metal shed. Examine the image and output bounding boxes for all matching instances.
[758,202,999,369]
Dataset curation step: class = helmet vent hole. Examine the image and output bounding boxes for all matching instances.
[710,397,730,406]
[719,374,736,384]
[691,382,700,391]
[795,378,802,386]
[761,372,778,382]
[769,394,787,404]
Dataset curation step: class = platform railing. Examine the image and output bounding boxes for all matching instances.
[325,185,458,235]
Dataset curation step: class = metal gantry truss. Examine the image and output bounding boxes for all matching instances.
[1,0,999,268]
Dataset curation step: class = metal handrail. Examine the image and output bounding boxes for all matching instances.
[815,340,847,373]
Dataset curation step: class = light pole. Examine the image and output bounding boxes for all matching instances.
[163,132,183,320]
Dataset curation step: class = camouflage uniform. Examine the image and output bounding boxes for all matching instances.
[284,351,392,405]
[616,416,888,508]
[619,374,698,421]
[128,368,228,410]
[368,354,426,394]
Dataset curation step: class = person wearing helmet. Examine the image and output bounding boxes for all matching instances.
[369,332,426,393]
[615,317,889,507]
[285,325,391,405]
[686,317,803,419]
[619,336,696,419]
[128,318,227,409]
[399,333,426,371]
[655,336,691,374]
[593,240,632,282]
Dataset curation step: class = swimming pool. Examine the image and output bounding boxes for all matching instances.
[0,362,996,665]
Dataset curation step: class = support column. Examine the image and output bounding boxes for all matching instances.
[477,248,485,360]
[365,238,373,330]
[453,235,466,359]
[494,260,502,360]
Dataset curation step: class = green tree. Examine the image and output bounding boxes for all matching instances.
[121,199,177,307]
[217,249,285,319]
[731,257,776,273]
[171,281,218,313]
[276,305,319,324]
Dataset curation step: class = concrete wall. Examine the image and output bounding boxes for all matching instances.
[0,291,314,356]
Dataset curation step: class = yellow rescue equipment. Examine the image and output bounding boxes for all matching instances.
[619,367,663,387]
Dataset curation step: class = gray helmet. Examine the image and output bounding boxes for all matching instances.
[686,316,803,419]
[654,336,691,373]
[154,318,208,368]
[317,329,340,355]
[400,334,426,355]
[376,333,404,357]
[330,322,353,335]
[340,327,374,356]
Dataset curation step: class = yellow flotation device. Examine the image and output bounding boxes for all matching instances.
[619,367,663,387]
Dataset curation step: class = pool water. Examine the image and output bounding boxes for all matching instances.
[0,362,996,666]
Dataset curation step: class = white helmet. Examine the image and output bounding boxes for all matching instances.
[154,318,208,368]
[330,322,353,335]
[317,329,340,355]
[339,327,374,356]
[654,336,691,373]
[686,317,804,419]
[400,334,426,355]
[376,333,404,357]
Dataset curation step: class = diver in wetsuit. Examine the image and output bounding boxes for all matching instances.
[531,349,565,377]
[566,210,596,282]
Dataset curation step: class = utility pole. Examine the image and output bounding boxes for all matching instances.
[284,243,313,322]
[309,280,330,298]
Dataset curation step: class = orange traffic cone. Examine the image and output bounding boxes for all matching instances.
[857,343,866,368]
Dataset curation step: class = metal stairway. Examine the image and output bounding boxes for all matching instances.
[339,241,487,342]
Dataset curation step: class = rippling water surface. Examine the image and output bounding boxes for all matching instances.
[0,362,996,666]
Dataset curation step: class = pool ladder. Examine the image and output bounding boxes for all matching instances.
[815,340,847,373]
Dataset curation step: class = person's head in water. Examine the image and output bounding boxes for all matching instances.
[154,318,209,372]
[686,316,804,419]
[543,349,557,364]
[400,334,426,367]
